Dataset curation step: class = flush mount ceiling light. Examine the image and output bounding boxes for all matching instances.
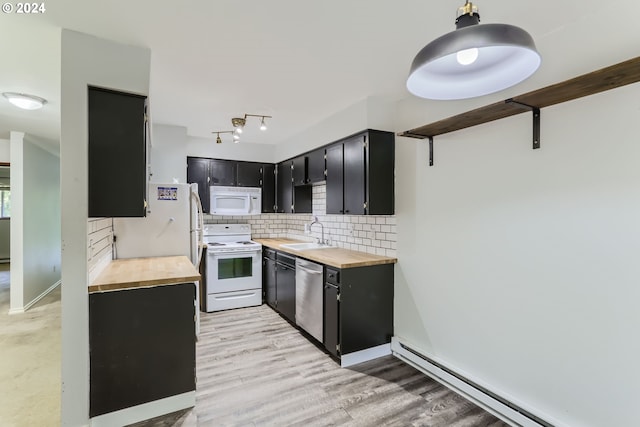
[2,92,47,110]
[406,1,541,100]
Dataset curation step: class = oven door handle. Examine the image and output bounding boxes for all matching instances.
[208,250,260,258]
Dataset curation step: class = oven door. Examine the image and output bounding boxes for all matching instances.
[206,249,261,293]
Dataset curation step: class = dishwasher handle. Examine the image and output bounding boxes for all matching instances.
[297,265,323,274]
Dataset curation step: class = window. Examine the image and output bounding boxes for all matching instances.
[0,190,10,218]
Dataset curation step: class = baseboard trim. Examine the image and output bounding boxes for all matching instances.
[391,337,558,427]
[340,343,391,368]
[9,280,61,314]
[90,391,195,427]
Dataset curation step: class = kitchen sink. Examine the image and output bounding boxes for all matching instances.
[280,242,335,251]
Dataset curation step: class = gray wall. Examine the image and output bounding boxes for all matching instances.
[9,132,61,312]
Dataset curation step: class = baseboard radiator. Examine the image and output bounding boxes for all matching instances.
[391,338,553,427]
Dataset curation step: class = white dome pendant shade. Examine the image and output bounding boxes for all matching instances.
[407,1,541,100]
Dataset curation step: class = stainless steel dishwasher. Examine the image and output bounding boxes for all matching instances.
[295,258,324,342]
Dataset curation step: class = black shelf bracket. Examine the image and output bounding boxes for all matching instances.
[506,99,541,149]
[428,136,434,166]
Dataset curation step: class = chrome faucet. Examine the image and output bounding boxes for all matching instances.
[309,216,326,245]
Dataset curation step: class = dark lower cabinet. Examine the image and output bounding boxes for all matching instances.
[263,249,277,307]
[89,283,196,417]
[323,263,393,358]
[88,87,147,218]
[262,248,394,362]
[324,282,340,358]
[275,253,296,323]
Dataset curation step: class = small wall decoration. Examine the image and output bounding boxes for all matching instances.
[157,186,178,201]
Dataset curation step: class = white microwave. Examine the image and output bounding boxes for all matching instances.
[209,186,261,216]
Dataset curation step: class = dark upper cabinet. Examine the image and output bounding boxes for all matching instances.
[88,87,147,218]
[210,159,236,186]
[326,130,394,216]
[261,163,276,213]
[325,143,344,215]
[277,161,293,213]
[307,148,326,184]
[292,156,308,186]
[343,135,367,215]
[236,162,263,187]
[186,157,211,213]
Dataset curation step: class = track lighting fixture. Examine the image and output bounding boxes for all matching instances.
[213,113,272,144]
[231,117,246,134]
[212,131,235,144]
[406,0,541,100]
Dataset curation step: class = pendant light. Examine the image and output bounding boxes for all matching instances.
[406,1,541,100]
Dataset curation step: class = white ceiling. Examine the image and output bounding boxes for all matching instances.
[0,0,600,149]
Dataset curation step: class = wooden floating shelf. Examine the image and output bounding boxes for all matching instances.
[400,56,640,140]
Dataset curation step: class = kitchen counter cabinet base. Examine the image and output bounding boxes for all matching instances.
[89,283,196,418]
[339,264,394,355]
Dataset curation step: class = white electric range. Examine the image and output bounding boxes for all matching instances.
[203,224,262,312]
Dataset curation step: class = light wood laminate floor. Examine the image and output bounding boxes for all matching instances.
[133,304,509,427]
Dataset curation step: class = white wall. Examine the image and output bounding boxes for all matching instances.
[187,134,276,163]
[60,29,150,426]
[275,96,395,162]
[393,3,640,425]
[0,139,9,162]
[150,124,188,184]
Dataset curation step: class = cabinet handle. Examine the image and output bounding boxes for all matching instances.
[345,210,349,213]
[339,209,343,213]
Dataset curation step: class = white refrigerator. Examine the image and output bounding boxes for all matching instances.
[113,182,204,333]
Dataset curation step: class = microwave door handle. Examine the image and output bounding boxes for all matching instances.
[245,195,251,214]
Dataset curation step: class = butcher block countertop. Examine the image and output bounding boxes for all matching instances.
[254,238,397,269]
[89,255,201,293]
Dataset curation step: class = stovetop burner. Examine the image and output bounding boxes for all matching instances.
[208,242,226,246]
[236,241,254,245]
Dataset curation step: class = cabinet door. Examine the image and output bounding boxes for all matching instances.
[325,143,344,214]
[276,264,296,323]
[261,163,276,213]
[210,159,236,186]
[264,257,277,308]
[89,283,195,417]
[187,157,211,213]
[324,283,340,358]
[277,161,293,213]
[307,148,326,183]
[88,87,147,217]
[343,135,366,215]
[236,162,262,187]
[292,156,308,186]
